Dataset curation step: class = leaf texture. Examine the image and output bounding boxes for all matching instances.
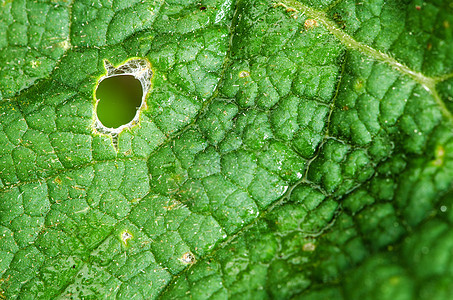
[1,0,453,299]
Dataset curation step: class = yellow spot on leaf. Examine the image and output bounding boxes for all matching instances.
[432,145,445,166]
[57,39,71,50]
[303,242,316,252]
[389,276,401,285]
[239,70,250,78]
[354,78,365,91]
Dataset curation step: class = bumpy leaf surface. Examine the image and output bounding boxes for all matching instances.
[1,0,453,299]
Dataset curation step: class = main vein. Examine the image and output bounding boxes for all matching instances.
[275,0,453,123]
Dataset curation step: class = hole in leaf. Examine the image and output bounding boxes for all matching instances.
[95,74,143,128]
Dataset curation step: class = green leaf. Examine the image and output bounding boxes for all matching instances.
[1,0,453,299]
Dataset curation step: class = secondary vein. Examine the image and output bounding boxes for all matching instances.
[275,0,453,123]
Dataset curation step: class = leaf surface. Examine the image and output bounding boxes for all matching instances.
[1,0,453,299]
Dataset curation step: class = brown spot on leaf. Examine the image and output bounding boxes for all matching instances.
[180,251,196,264]
[304,19,318,30]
